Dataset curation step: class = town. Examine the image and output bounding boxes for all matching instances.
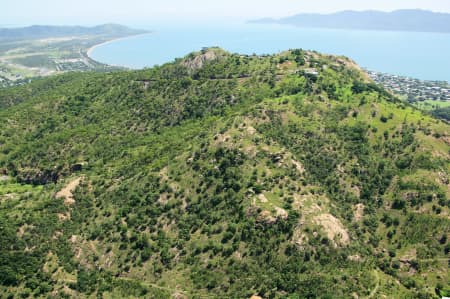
[367,70,450,103]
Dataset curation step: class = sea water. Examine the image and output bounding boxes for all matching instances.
[90,23,450,82]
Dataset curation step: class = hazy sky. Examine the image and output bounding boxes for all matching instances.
[3,0,450,25]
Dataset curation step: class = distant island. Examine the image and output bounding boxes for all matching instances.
[0,24,149,87]
[249,9,450,33]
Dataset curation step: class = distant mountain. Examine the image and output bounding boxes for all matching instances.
[250,9,450,33]
[0,24,148,40]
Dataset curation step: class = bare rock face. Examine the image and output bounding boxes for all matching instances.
[274,207,288,220]
[442,136,450,146]
[347,255,363,262]
[181,48,223,70]
[313,213,350,247]
[257,193,268,203]
[257,210,277,224]
[172,292,188,299]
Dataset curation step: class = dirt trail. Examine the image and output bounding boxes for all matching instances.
[366,270,380,299]
[353,203,364,221]
[56,177,81,205]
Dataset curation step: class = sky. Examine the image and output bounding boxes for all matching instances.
[2,0,450,26]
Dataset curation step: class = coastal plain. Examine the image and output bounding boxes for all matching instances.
[0,24,147,87]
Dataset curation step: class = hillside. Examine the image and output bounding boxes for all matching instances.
[0,48,449,298]
[249,9,450,33]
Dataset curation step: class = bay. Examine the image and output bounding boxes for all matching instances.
[90,23,450,82]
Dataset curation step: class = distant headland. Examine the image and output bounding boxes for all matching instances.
[249,9,450,33]
[0,24,148,40]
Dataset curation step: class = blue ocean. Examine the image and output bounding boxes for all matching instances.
[90,23,450,82]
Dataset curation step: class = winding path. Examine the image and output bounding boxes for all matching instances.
[366,270,380,299]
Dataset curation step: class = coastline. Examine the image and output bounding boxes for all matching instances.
[86,32,152,60]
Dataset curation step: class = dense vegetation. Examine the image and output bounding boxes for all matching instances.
[0,48,449,298]
[431,106,450,122]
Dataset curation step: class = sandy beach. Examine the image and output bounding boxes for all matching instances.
[86,32,152,58]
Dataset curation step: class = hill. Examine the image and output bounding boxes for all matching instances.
[0,48,449,298]
[250,9,450,33]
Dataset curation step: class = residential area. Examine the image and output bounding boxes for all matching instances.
[367,70,450,103]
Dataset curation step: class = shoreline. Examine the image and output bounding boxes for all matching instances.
[86,32,152,61]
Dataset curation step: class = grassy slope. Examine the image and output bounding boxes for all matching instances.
[0,48,449,298]
[414,100,450,111]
